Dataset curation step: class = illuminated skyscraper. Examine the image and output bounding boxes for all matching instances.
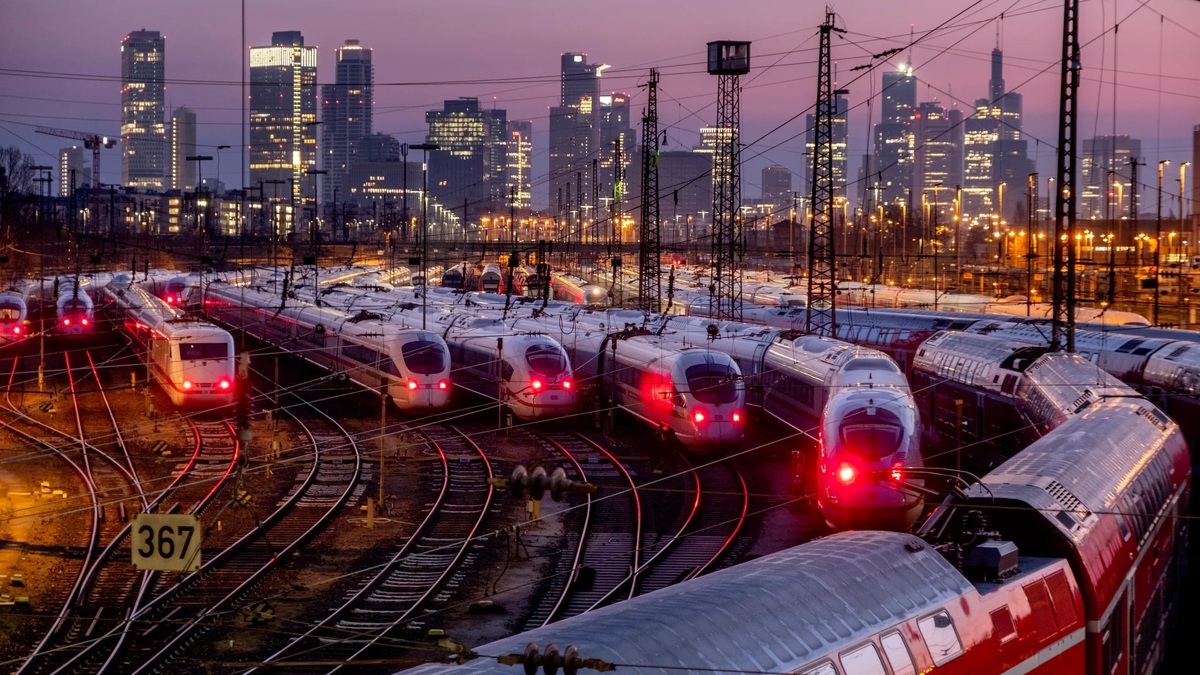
[599,92,636,207]
[962,46,1033,223]
[425,97,507,218]
[1082,136,1142,220]
[322,40,373,206]
[872,63,916,204]
[59,146,85,197]
[804,91,848,200]
[169,106,197,190]
[913,101,963,219]
[506,120,533,209]
[761,165,793,211]
[549,53,605,216]
[249,31,318,211]
[120,30,166,190]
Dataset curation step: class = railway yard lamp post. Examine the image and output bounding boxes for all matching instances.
[410,143,440,329]
[306,168,328,305]
[1157,160,1170,326]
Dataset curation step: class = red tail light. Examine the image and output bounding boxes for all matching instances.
[437,380,448,390]
[731,411,742,423]
[81,318,89,326]
[12,326,20,335]
[63,319,71,326]
[837,463,855,485]
[891,463,904,481]
[407,380,418,391]
[219,379,231,390]
[693,410,706,424]
[562,379,572,390]
[182,380,193,390]
[531,379,543,391]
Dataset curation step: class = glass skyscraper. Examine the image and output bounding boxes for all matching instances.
[120,30,166,190]
[322,40,373,206]
[249,30,318,215]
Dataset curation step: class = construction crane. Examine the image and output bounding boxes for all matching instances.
[35,126,116,190]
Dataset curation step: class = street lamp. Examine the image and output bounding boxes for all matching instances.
[214,145,231,198]
[409,143,440,328]
[1181,162,1192,261]
[186,154,213,236]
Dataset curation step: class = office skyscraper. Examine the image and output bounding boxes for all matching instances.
[169,106,197,190]
[962,46,1033,223]
[913,101,963,219]
[506,121,533,209]
[59,146,85,197]
[425,97,507,218]
[761,165,793,211]
[249,31,318,211]
[599,92,636,207]
[804,92,848,200]
[120,30,166,190]
[549,53,605,217]
[872,63,916,204]
[1082,135,1142,220]
[322,40,373,206]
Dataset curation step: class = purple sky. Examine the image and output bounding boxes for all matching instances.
[4,0,1198,208]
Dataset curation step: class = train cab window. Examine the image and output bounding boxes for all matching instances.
[685,363,739,404]
[843,358,900,373]
[917,610,963,666]
[500,360,515,382]
[879,632,916,675]
[179,342,228,361]
[839,642,885,675]
[797,660,838,675]
[526,344,567,376]
[402,341,446,374]
[840,420,903,461]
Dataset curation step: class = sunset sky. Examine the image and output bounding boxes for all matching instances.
[3,0,1197,207]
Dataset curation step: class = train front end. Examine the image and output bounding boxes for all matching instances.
[168,327,236,408]
[672,351,745,452]
[387,329,452,412]
[505,337,577,420]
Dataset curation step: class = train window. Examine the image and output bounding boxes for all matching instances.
[879,632,915,675]
[500,360,515,382]
[179,342,228,361]
[1023,580,1059,638]
[1102,599,1125,675]
[685,363,739,404]
[839,643,885,675]
[840,422,903,461]
[917,611,962,666]
[989,607,1017,644]
[1045,570,1079,627]
[526,344,567,376]
[797,660,838,675]
[843,358,899,373]
[402,341,447,374]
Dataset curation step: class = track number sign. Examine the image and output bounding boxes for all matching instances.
[131,513,202,572]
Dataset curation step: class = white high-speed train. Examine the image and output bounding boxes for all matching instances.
[204,282,452,413]
[103,283,235,408]
[435,313,576,421]
[55,278,94,335]
[516,315,746,452]
[0,286,30,341]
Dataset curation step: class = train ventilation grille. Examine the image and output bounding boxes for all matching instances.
[1041,479,1094,534]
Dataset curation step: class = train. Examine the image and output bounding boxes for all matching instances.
[515,316,745,452]
[434,313,577,421]
[400,347,1188,675]
[479,262,504,294]
[0,287,30,340]
[203,282,453,413]
[102,283,236,408]
[55,278,94,335]
[552,272,609,307]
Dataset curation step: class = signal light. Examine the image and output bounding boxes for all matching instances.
[732,411,742,423]
[693,410,706,424]
[407,380,418,391]
[837,463,855,485]
[531,379,543,391]
[891,463,904,481]
[182,380,193,390]
[437,380,448,390]
[219,379,231,390]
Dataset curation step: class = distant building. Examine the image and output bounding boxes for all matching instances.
[761,165,793,213]
[913,101,963,220]
[599,92,636,207]
[1081,135,1142,220]
[169,106,197,190]
[873,63,916,204]
[358,133,400,163]
[962,46,1033,224]
[627,150,713,243]
[506,120,533,209]
[58,146,86,197]
[249,31,318,211]
[120,30,166,190]
[549,53,605,215]
[803,92,848,200]
[321,40,374,205]
[425,97,507,218]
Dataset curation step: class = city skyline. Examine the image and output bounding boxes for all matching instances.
[3,0,1198,212]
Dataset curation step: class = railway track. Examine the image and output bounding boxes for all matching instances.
[522,431,640,629]
[249,424,493,673]
[106,396,361,675]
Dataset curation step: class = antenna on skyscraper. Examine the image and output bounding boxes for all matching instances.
[908,24,914,66]
[996,14,1003,49]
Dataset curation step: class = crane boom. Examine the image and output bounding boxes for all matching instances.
[35,126,116,190]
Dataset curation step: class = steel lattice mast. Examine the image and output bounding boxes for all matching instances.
[805,10,843,336]
[1051,0,1080,352]
[638,69,661,312]
[707,41,750,321]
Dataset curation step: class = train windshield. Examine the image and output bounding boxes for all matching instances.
[0,302,21,319]
[839,408,905,460]
[685,363,739,404]
[180,342,228,361]
[525,344,567,376]
[401,341,447,374]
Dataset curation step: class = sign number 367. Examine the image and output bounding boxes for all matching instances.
[131,513,202,571]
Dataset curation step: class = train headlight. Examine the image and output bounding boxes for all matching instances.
[219,379,231,390]
[407,380,419,391]
[63,319,71,327]
[12,326,20,335]
[531,379,543,391]
[732,411,742,423]
[693,410,706,424]
[81,318,89,326]
[437,380,448,390]
[182,380,193,390]
[562,379,572,390]
[837,463,855,484]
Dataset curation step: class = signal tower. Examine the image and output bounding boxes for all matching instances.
[707,41,750,321]
[638,69,662,312]
[805,10,845,337]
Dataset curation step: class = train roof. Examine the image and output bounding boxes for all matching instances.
[399,531,972,675]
